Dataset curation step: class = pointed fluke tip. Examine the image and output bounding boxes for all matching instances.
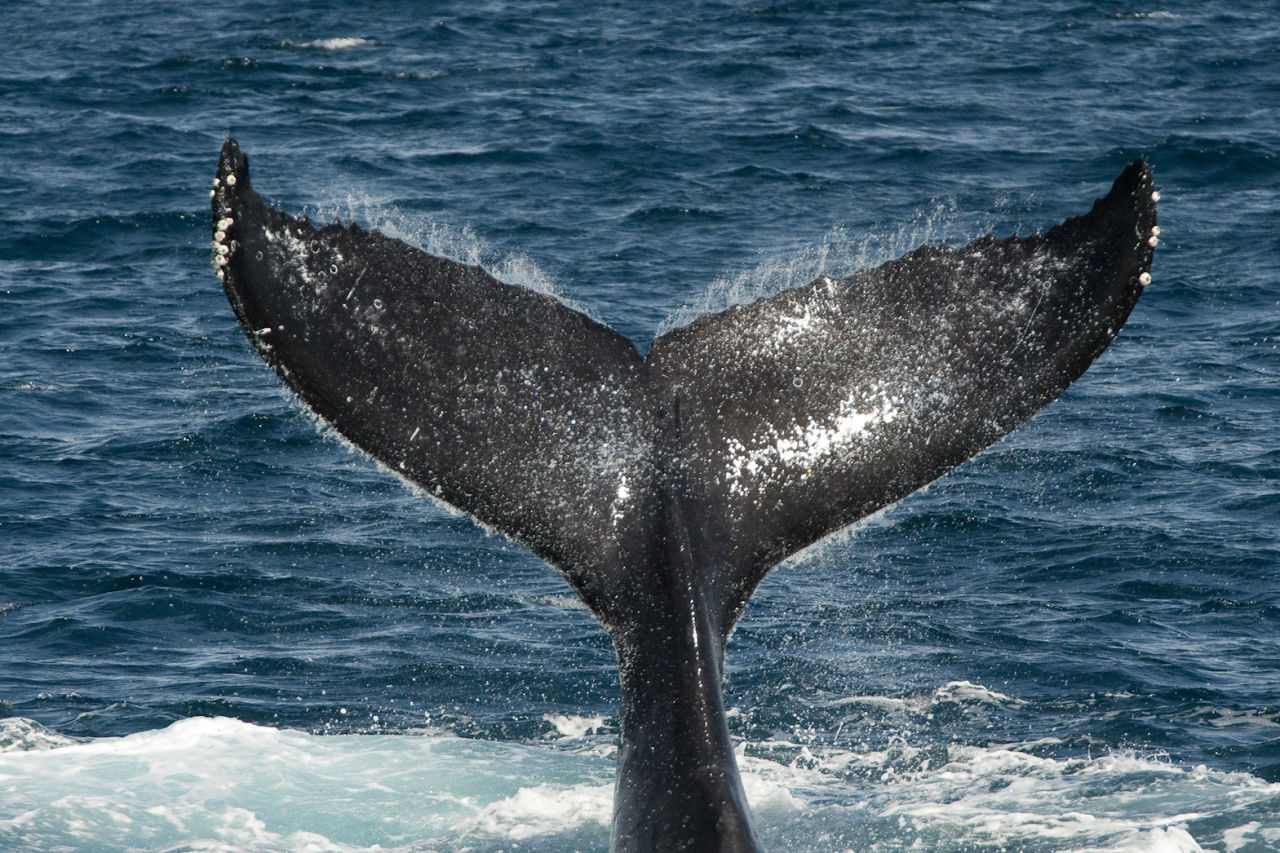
[1120,158,1160,280]
[211,138,252,285]
[1128,158,1159,211]
[1105,158,1157,210]
[1116,154,1157,201]
[1087,158,1158,288]
[214,138,251,207]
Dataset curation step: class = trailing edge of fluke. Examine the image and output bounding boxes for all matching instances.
[212,138,1156,852]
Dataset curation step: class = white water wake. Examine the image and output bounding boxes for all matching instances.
[3,702,1277,852]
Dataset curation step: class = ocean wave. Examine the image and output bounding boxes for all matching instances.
[2,715,1277,852]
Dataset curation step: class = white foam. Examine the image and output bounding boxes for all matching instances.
[738,738,1280,852]
[1132,826,1205,852]
[0,716,614,851]
[3,714,1278,852]
[451,781,612,840]
[288,38,374,51]
[1223,820,1280,852]
[0,717,80,752]
[826,680,1026,714]
[542,713,609,739]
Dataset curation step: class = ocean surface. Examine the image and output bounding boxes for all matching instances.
[2,2,1278,851]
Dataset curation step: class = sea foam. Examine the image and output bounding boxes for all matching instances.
[2,713,1277,852]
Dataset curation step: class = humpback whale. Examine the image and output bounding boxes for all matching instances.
[211,138,1156,852]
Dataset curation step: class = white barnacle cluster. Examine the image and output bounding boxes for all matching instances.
[1147,190,1161,247]
[210,173,235,282]
[723,384,903,497]
[1138,204,1161,282]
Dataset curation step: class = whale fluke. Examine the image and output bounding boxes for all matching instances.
[212,138,1155,852]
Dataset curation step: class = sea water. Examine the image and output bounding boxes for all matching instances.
[2,2,1278,850]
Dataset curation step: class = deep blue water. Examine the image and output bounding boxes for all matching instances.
[2,2,1278,851]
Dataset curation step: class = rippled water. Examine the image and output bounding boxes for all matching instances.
[2,2,1277,850]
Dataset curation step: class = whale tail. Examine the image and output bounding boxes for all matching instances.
[212,139,1155,851]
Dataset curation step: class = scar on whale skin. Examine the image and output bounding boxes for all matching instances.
[212,139,1156,853]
